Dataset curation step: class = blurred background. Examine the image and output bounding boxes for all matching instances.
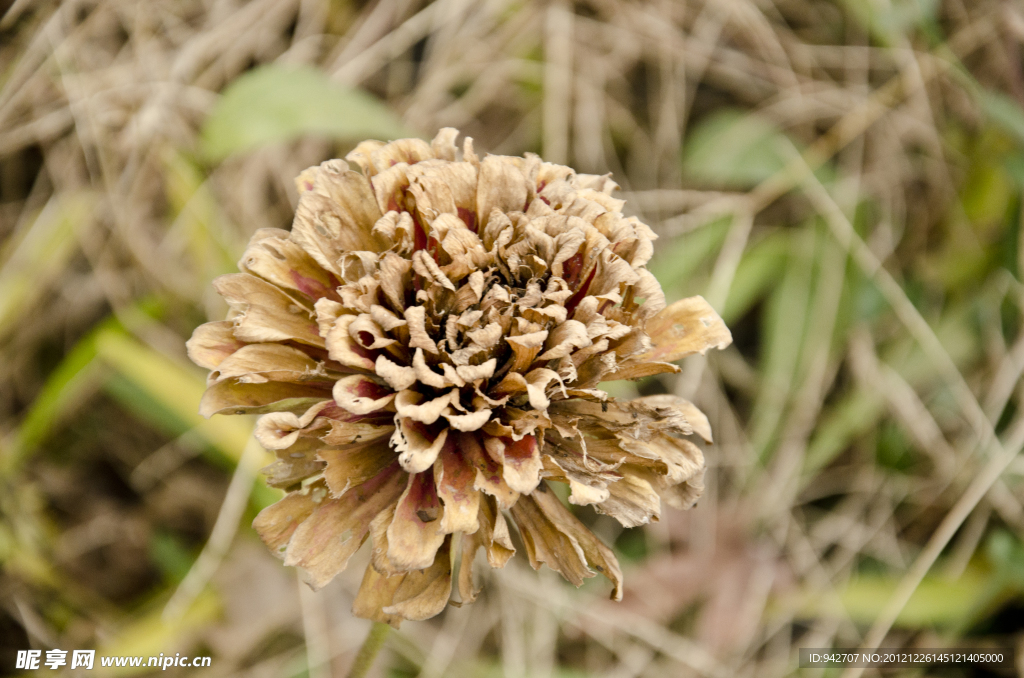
[3,0,1024,676]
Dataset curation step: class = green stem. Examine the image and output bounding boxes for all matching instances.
[345,621,392,678]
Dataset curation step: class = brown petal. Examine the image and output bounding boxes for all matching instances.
[210,343,325,385]
[595,469,662,528]
[603,360,681,381]
[434,438,481,534]
[459,432,518,509]
[640,295,732,363]
[634,394,713,442]
[321,418,393,447]
[333,374,396,415]
[319,439,397,497]
[457,495,514,604]
[252,489,320,557]
[214,274,323,347]
[199,380,329,418]
[354,536,453,627]
[187,321,246,370]
[511,483,623,601]
[386,469,446,571]
[507,330,548,373]
[284,462,405,590]
[383,535,453,620]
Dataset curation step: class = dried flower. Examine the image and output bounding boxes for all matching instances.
[187,129,731,626]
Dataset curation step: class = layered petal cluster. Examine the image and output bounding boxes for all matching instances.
[187,129,731,626]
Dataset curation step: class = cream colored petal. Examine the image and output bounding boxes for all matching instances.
[374,355,417,391]
[641,295,732,363]
[187,321,246,370]
[386,469,446,571]
[431,127,459,161]
[254,401,331,450]
[344,139,386,175]
[391,417,448,474]
[291,191,378,275]
[371,138,434,171]
[412,249,456,291]
[524,367,564,410]
[394,389,453,425]
[333,374,395,415]
[284,463,405,590]
[378,252,413,312]
[486,435,542,494]
[455,358,497,383]
[442,407,492,432]
[370,304,407,332]
[348,314,396,350]
[404,305,438,355]
[323,314,377,371]
[538,319,591,362]
[412,347,449,388]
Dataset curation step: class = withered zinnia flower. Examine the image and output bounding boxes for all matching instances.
[188,129,731,626]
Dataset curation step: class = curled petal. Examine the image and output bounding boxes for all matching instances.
[394,389,453,425]
[187,321,246,370]
[333,374,396,415]
[254,401,331,449]
[392,418,448,473]
[324,314,377,371]
[375,355,417,391]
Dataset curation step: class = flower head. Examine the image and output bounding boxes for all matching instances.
[187,129,731,626]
